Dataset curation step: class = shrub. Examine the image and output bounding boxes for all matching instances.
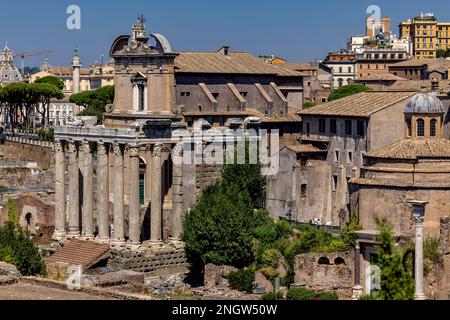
[424,238,443,265]
[7,198,19,230]
[228,269,255,293]
[302,102,316,109]
[286,288,338,300]
[0,223,45,276]
[262,291,284,300]
[328,84,371,101]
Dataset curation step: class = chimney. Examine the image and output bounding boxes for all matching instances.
[219,45,230,56]
[431,78,439,92]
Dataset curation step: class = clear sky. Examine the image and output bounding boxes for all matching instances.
[1,0,450,68]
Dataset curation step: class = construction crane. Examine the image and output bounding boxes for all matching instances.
[13,50,55,75]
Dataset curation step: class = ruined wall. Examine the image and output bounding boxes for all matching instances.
[0,167,54,191]
[294,251,354,299]
[0,141,53,170]
[108,247,188,276]
[357,186,450,237]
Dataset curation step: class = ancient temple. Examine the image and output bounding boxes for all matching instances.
[52,17,302,250]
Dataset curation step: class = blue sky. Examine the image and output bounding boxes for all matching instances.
[1,0,450,67]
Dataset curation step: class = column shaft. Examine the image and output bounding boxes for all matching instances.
[97,142,110,241]
[82,141,94,239]
[415,218,425,300]
[151,144,163,242]
[53,141,66,240]
[129,146,141,244]
[171,143,183,240]
[113,143,125,243]
[68,141,80,237]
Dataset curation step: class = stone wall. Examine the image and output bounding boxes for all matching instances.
[108,247,189,276]
[0,194,55,234]
[0,141,53,170]
[195,164,222,198]
[294,251,354,299]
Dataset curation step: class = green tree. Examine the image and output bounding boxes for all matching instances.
[7,198,19,230]
[328,84,371,101]
[182,146,268,278]
[34,76,64,90]
[374,217,414,300]
[70,85,114,123]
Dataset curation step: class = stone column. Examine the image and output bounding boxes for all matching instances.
[352,241,363,300]
[68,141,80,238]
[151,144,163,243]
[145,146,152,205]
[96,141,110,242]
[408,200,428,300]
[81,141,94,240]
[128,145,141,245]
[53,140,67,241]
[112,142,126,245]
[171,143,184,241]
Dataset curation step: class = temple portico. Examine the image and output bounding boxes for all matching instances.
[52,126,184,249]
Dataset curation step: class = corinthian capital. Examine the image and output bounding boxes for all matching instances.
[97,141,107,155]
[54,141,64,153]
[68,140,78,154]
[152,144,163,157]
[113,142,122,156]
[129,145,140,158]
[413,215,425,226]
[82,140,91,153]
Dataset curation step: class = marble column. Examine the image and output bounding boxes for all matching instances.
[352,241,363,300]
[97,141,110,242]
[144,146,152,205]
[171,143,184,240]
[409,200,428,300]
[68,141,80,238]
[82,141,94,240]
[53,140,67,241]
[151,144,163,243]
[112,142,125,244]
[128,146,141,245]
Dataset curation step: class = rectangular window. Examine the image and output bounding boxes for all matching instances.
[319,119,326,133]
[301,184,308,197]
[330,119,337,134]
[347,151,353,165]
[357,120,365,136]
[345,120,352,135]
[306,123,311,136]
[332,175,338,192]
[334,149,340,163]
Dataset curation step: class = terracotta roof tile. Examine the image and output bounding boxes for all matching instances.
[368,138,450,159]
[299,91,415,117]
[175,52,303,76]
[389,80,450,91]
[285,144,327,153]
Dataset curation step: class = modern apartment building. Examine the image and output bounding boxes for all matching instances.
[399,12,450,59]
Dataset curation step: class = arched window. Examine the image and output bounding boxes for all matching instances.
[430,119,437,137]
[417,119,425,137]
[338,78,344,87]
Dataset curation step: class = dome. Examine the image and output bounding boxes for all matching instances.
[404,92,444,114]
[0,45,23,85]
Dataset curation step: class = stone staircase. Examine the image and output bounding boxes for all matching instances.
[45,240,110,277]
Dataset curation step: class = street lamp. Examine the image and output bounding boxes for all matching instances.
[407,200,428,301]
